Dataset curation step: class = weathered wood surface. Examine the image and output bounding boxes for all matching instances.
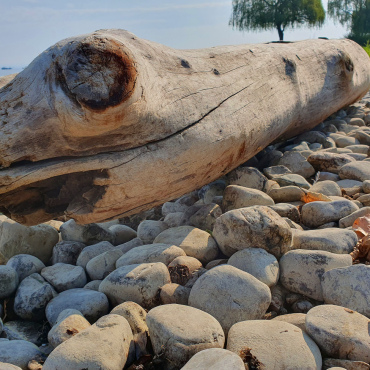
[0,30,369,225]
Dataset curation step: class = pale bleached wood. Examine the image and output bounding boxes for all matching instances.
[0,30,369,225]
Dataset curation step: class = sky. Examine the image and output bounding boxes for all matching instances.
[0,0,348,69]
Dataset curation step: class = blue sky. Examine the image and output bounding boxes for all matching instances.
[0,0,347,67]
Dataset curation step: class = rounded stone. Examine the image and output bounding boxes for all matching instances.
[43,315,133,370]
[306,305,370,362]
[278,151,315,178]
[48,312,91,348]
[137,220,168,244]
[162,202,188,217]
[339,207,370,228]
[86,249,123,280]
[272,313,307,332]
[154,226,219,264]
[99,262,171,308]
[227,320,322,369]
[182,348,245,370]
[322,264,370,317]
[115,243,185,268]
[301,200,359,228]
[222,185,274,212]
[307,152,355,173]
[279,250,352,301]
[268,186,305,202]
[6,254,45,282]
[41,263,87,292]
[160,283,191,305]
[51,241,86,265]
[227,166,267,191]
[336,179,363,195]
[14,273,57,321]
[274,174,311,189]
[76,241,115,269]
[212,206,292,258]
[291,228,358,254]
[188,265,271,333]
[228,248,279,287]
[0,266,19,299]
[0,340,43,370]
[46,288,109,325]
[60,219,115,245]
[0,218,59,264]
[339,161,370,181]
[310,180,342,196]
[146,304,225,369]
[108,224,137,245]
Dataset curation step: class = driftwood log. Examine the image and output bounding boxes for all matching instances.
[0,30,369,225]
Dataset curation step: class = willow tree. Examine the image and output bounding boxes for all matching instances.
[328,0,370,45]
[230,0,326,41]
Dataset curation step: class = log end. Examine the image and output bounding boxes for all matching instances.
[57,35,137,111]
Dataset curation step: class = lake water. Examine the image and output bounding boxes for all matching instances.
[0,67,24,77]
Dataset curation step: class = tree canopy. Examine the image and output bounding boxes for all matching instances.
[328,0,370,45]
[230,0,326,41]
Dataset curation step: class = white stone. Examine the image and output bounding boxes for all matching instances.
[109,224,137,245]
[268,186,305,202]
[307,152,355,173]
[228,248,279,287]
[99,262,170,308]
[340,161,370,181]
[146,304,225,369]
[154,226,219,264]
[0,217,58,264]
[310,180,342,196]
[181,348,245,370]
[86,248,123,280]
[279,250,352,301]
[41,263,87,292]
[76,241,114,269]
[227,320,322,370]
[213,206,292,258]
[291,228,358,254]
[272,313,307,332]
[222,185,274,212]
[339,207,370,228]
[227,166,267,191]
[48,311,91,348]
[43,314,133,370]
[278,151,315,178]
[301,200,359,228]
[322,264,370,317]
[306,305,370,363]
[46,288,109,325]
[188,265,271,333]
[137,220,168,244]
[60,219,115,245]
[116,243,185,268]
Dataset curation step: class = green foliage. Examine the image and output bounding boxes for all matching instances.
[230,0,325,41]
[328,0,370,46]
[364,42,370,57]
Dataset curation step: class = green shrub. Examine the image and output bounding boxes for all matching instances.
[364,41,370,57]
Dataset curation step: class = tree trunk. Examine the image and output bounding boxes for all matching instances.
[277,25,284,41]
[0,30,369,225]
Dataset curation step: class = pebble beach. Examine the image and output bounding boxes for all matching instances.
[0,91,369,369]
